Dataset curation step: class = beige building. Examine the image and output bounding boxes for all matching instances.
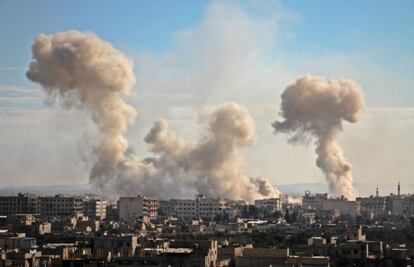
[302,192,360,219]
[118,195,158,222]
[254,198,281,213]
[84,199,107,219]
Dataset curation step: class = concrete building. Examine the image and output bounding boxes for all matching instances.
[235,247,290,267]
[322,198,360,218]
[406,195,414,216]
[38,195,84,217]
[254,198,281,215]
[118,195,159,222]
[390,196,405,216]
[302,192,360,219]
[357,196,388,218]
[171,195,227,220]
[93,234,138,258]
[159,200,175,216]
[287,256,330,267]
[337,240,383,265]
[302,192,327,211]
[0,193,38,215]
[84,199,107,219]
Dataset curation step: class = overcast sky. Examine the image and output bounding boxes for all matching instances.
[0,0,413,195]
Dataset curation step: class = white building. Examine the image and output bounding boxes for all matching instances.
[302,191,360,218]
[169,194,227,220]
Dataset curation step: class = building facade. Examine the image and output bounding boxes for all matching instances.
[38,195,84,217]
[118,195,159,222]
[170,195,227,220]
[254,198,281,214]
[0,193,39,215]
[302,191,361,219]
[84,199,107,219]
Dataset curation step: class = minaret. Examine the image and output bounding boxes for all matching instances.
[398,181,401,196]
[376,185,379,197]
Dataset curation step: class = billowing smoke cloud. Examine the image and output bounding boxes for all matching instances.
[26,31,137,190]
[272,74,364,200]
[26,31,278,201]
[144,102,280,201]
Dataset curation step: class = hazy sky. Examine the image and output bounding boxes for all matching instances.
[0,0,413,195]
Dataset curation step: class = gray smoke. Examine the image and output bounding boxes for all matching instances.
[144,102,280,201]
[27,31,278,201]
[272,74,364,200]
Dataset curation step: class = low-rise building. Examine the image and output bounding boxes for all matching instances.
[235,247,290,267]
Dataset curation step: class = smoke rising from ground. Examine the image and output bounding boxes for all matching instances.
[144,102,280,201]
[272,74,364,200]
[26,31,278,201]
[26,31,137,190]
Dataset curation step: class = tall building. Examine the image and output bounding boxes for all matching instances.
[118,195,159,222]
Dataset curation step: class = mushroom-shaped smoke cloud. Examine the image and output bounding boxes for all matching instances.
[272,74,364,200]
[26,30,137,190]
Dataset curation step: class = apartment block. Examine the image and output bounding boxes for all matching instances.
[118,195,159,222]
[38,195,84,217]
[0,193,38,215]
[84,199,107,219]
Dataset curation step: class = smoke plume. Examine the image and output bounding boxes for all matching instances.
[26,31,278,201]
[26,30,139,190]
[272,74,364,200]
[144,102,280,201]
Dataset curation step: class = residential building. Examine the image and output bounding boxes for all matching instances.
[0,193,38,215]
[84,199,107,219]
[254,198,281,215]
[170,194,227,220]
[38,195,84,217]
[118,195,159,222]
[302,192,360,219]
